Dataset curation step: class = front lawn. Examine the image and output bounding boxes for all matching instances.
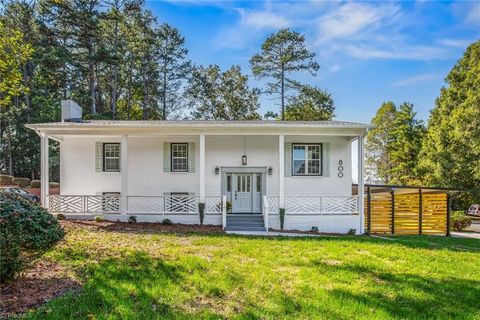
[16,221,480,319]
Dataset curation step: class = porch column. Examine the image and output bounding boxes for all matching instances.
[121,135,128,214]
[357,135,365,234]
[40,133,49,208]
[199,134,205,203]
[278,134,285,208]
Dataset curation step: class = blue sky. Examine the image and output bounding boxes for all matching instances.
[145,0,480,123]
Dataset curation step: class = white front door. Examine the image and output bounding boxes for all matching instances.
[232,174,252,213]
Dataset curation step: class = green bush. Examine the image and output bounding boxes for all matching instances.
[49,182,60,188]
[128,215,137,223]
[30,180,41,188]
[12,177,30,188]
[162,218,173,225]
[56,213,66,221]
[0,175,13,185]
[95,215,104,222]
[199,203,205,225]
[451,211,472,231]
[0,192,64,283]
[279,208,285,230]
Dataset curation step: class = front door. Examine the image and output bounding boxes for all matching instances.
[232,174,252,213]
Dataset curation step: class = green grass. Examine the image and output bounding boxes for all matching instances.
[26,223,480,319]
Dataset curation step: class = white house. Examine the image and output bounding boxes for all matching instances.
[26,101,371,234]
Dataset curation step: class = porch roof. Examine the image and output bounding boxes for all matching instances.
[26,120,372,137]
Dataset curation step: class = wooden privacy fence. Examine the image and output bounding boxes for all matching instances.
[365,189,450,236]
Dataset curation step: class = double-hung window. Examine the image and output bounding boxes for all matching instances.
[103,143,120,172]
[171,143,188,172]
[292,144,322,175]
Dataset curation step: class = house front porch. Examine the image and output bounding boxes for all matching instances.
[28,120,368,234]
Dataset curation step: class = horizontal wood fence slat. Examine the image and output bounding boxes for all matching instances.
[365,191,448,235]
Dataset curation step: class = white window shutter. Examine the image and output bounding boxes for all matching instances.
[163,142,171,172]
[188,142,195,173]
[95,142,103,172]
[322,143,330,177]
[284,143,292,177]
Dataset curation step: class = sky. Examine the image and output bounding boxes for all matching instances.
[145,0,480,124]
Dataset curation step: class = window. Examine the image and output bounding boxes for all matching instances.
[103,143,120,172]
[292,144,322,175]
[226,174,232,192]
[256,174,261,192]
[171,143,188,172]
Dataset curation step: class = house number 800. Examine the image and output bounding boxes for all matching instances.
[337,160,344,178]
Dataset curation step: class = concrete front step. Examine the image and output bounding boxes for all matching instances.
[226,226,267,231]
[226,214,265,231]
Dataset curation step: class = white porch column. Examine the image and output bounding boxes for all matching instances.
[40,133,49,208]
[278,134,285,208]
[358,135,365,234]
[121,135,128,214]
[199,134,205,203]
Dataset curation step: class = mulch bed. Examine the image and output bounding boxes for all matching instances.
[62,219,224,234]
[0,260,80,318]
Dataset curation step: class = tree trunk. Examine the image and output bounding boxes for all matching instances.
[111,15,119,116]
[162,65,167,120]
[281,65,285,121]
[88,35,96,114]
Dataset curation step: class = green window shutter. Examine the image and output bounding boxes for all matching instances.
[322,143,330,177]
[188,142,195,173]
[95,142,103,172]
[163,142,171,172]
[284,143,292,177]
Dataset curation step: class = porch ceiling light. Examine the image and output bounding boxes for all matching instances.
[242,155,247,166]
[215,166,220,175]
[268,167,273,175]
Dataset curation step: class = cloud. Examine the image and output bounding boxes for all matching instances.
[438,38,475,48]
[392,73,442,87]
[316,2,401,43]
[465,2,480,25]
[346,44,451,60]
[215,8,291,49]
[240,9,290,29]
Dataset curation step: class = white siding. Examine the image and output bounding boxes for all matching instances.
[60,135,352,198]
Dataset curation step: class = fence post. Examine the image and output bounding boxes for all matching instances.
[391,190,395,234]
[419,189,423,235]
[446,193,451,236]
[367,187,371,234]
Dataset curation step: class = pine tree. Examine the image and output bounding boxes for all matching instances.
[156,23,191,120]
[284,85,334,121]
[420,40,480,203]
[250,28,319,120]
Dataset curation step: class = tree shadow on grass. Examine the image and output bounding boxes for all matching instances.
[313,260,480,319]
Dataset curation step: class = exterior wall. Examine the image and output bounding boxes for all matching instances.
[285,136,352,196]
[60,135,352,197]
[268,214,361,234]
[63,214,222,225]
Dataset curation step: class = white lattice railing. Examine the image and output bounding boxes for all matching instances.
[264,195,359,215]
[127,195,223,215]
[48,195,120,214]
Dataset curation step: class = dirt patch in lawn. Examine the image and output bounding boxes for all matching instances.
[0,260,80,318]
[62,220,224,234]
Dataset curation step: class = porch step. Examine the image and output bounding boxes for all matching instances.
[226,214,266,232]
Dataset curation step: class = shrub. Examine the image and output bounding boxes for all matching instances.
[95,215,104,222]
[451,211,472,231]
[199,203,205,225]
[30,180,41,188]
[128,215,137,223]
[279,208,285,230]
[347,228,356,235]
[56,213,66,221]
[12,177,30,188]
[226,201,232,213]
[0,175,13,185]
[0,192,64,283]
[162,218,173,225]
[49,182,60,188]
